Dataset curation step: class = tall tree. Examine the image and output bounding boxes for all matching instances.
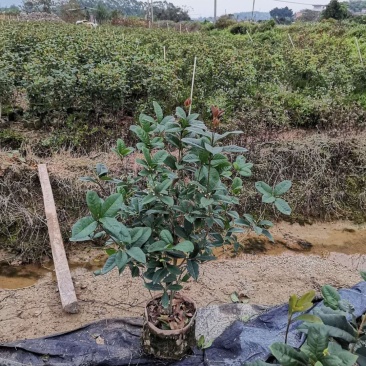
[298,9,320,22]
[270,6,294,21]
[322,0,349,19]
[22,0,54,13]
[152,1,190,22]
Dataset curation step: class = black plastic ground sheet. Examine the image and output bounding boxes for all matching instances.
[1,282,366,366]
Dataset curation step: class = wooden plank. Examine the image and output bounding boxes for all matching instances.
[38,164,78,314]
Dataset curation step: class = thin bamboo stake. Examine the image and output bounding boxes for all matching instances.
[288,34,295,48]
[355,37,364,66]
[163,46,166,62]
[189,56,197,116]
[247,30,253,42]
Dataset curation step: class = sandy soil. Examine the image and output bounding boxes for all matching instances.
[1,221,366,343]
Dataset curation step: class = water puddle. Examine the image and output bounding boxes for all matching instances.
[0,262,49,290]
[0,260,101,290]
[1,222,366,290]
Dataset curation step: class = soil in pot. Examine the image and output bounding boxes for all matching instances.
[142,294,197,360]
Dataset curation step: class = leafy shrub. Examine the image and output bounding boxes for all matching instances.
[70,102,292,318]
[215,15,237,29]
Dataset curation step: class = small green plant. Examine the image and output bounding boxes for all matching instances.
[247,280,366,366]
[197,335,213,350]
[70,102,291,330]
[284,290,321,343]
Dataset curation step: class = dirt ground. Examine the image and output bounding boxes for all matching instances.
[1,221,366,343]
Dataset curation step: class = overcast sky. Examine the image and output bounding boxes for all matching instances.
[169,0,327,17]
[1,0,329,15]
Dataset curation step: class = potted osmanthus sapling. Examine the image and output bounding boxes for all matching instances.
[70,101,292,359]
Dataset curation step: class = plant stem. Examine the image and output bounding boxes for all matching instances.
[351,314,366,353]
[285,314,292,344]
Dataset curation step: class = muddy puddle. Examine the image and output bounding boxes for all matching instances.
[0,260,100,290]
[1,221,366,290]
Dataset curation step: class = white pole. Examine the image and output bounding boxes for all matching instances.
[288,34,295,48]
[214,0,217,23]
[355,37,364,66]
[151,0,154,23]
[247,30,253,42]
[163,46,166,61]
[189,56,197,116]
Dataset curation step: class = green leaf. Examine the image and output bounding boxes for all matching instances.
[274,180,292,196]
[322,285,341,310]
[145,282,164,291]
[231,292,240,303]
[139,113,155,128]
[201,197,214,207]
[181,137,204,150]
[262,193,276,203]
[86,191,102,219]
[222,145,248,153]
[167,264,181,275]
[96,163,108,177]
[131,227,152,247]
[130,125,150,145]
[255,181,273,195]
[164,154,178,169]
[183,154,200,163]
[275,198,292,215]
[270,343,309,366]
[126,247,146,264]
[204,143,223,155]
[152,150,169,164]
[259,220,274,227]
[301,326,329,361]
[148,240,168,252]
[115,251,128,271]
[294,314,322,324]
[298,322,357,344]
[161,291,169,308]
[174,241,194,253]
[325,342,358,366]
[100,217,131,244]
[187,260,199,280]
[152,268,169,284]
[261,229,274,242]
[70,216,98,241]
[153,101,163,122]
[156,179,172,193]
[213,131,243,143]
[298,290,316,307]
[160,229,173,244]
[160,196,174,206]
[232,177,243,193]
[142,193,156,205]
[208,167,220,191]
[176,106,186,119]
[100,193,123,218]
[168,284,183,291]
[361,271,366,281]
[101,254,116,275]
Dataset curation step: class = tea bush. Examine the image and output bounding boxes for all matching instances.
[0,21,365,128]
